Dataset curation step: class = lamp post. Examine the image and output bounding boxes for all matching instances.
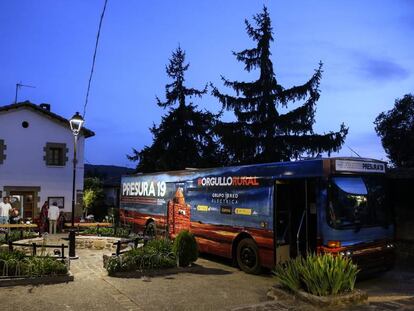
[69,112,84,228]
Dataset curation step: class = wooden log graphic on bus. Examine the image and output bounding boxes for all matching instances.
[168,187,191,237]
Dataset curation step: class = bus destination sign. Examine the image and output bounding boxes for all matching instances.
[335,160,385,173]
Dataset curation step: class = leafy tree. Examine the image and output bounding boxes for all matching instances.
[83,177,105,219]
[212,6,348,165]
[375,94,414,168]
[128,46,221,172]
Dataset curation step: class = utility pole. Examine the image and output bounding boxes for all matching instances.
[15,82,36,104]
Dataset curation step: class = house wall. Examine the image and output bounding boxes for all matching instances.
[0,108,86,216]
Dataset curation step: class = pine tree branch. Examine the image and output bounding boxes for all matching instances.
[278,62,323,106]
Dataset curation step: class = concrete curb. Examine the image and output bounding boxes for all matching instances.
[267,285,368,307]
[0,271,74,287]
[108,264,199,278]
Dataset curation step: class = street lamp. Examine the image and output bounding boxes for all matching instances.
[69,112,84,228]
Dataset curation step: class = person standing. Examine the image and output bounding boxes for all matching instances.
[48,202,60,234]
[39,201,49,234]
[0,196,12,224]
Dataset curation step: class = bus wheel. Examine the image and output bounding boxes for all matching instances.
[144,221,157,239]
[236,238,261,274]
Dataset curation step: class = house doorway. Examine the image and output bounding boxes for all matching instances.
[10,191,35,220]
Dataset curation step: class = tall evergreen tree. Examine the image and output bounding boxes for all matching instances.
[212,7,348,165]
[128,46,220,172]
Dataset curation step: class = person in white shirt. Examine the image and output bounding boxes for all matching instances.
[0,196,12,224]
[48,202,60,234]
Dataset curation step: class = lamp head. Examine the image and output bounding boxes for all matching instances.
[69,112,84,136]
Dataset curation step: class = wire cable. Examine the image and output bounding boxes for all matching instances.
[82,0,108,118]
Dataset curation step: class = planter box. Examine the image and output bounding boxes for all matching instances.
[267,285,368,308]
[104,255,198,278]
[0,272,74,287]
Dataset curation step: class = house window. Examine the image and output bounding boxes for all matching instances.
[0,139,6,164]
[44,142,68,166]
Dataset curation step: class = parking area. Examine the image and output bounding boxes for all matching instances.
[0,247,413,311]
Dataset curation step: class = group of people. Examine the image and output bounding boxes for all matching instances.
[0,196,63,234]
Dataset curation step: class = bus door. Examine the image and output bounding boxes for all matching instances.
[167,184,191,238]
[274,179,317,264]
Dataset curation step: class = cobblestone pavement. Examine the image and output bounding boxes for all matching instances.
[0,234,274,311]
[1,234,413,311]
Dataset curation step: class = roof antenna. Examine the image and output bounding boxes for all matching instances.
[15,82,36,104]
[346,145,362,158]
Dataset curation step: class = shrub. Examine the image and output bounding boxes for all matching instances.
[106,256,122,275]
[172,230,198,267]
[26,257,68,276]
[0,231,38,244]
[106,238,176,275]
[83,227,130,238]
[0,250,68,277]
[146,238,173,255]
[274,253,359,296]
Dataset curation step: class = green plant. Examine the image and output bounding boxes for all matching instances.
[172,230,198,267]
[106,256,122,275]
[146,238,173,255]
[0,249,26,261]
[106,238,176,275]
[274,256,303,292]
[83,227,131,238]
[0,251,68,277]
[83,177,105,219]
[274,253,359,296]
[0,231,38,244]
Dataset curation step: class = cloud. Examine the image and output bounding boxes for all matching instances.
[358,57,410,82]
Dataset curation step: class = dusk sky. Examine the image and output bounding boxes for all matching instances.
[1,1,413,168]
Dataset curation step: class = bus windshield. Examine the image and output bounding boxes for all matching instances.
[327,176,391,229]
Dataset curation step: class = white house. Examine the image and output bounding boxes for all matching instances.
[0,101,94,221]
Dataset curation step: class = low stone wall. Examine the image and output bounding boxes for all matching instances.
[76,236,127,251]
[267,285,368,308]
[3,236,127,254]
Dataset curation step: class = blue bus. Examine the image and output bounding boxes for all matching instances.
[120,157,395,274]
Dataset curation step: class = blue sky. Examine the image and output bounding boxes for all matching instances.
[1,1,413,167]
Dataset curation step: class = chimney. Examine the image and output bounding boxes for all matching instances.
[39,103,51,111]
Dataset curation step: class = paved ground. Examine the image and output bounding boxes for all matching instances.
[0,235,275,311]
[1,235,413,311]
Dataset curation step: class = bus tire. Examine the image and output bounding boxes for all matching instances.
[144,221,157,239]
[236,238,261,274]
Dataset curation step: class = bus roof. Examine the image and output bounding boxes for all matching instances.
[122,157,386,183]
